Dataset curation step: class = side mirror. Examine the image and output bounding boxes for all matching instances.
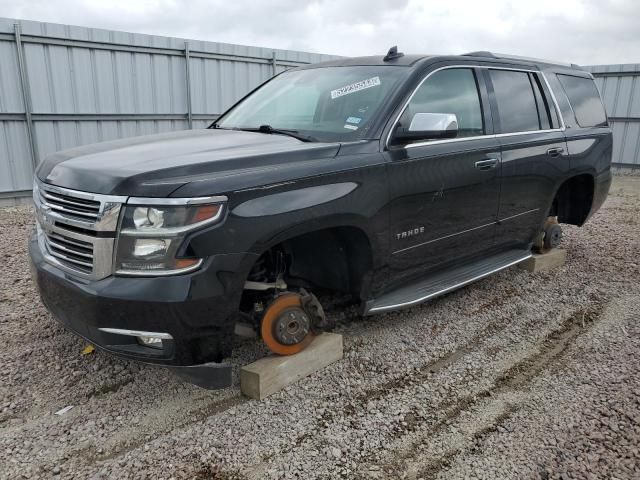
[394,113,458,141]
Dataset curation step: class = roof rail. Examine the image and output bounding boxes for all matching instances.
[461,51,577,68]
[462,51,496,58]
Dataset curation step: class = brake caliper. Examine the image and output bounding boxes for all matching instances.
[300,288,334,334]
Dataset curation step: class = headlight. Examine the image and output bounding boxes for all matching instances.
[115,198,225,275]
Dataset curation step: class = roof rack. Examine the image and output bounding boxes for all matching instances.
[462,51,496,58]
[461,51,578,69]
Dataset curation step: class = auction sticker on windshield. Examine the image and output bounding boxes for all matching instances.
[331,77,381,99]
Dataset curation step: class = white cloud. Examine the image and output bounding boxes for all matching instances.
[0,0,638,65]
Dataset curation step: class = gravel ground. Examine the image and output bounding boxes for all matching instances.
[1,176,639,480]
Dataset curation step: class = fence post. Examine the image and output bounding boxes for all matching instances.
[14,23,39,170]
[184,41,193,129]
[271,51,277,77]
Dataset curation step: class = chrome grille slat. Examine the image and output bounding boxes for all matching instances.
[41,192,101,213]
[35,180,126,280]
[47,232,93,250]
[43,229,95,272]
[45,202,100,219]
[47,249,94,270]
[46,238,94,259]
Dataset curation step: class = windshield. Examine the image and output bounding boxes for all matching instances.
[215,66,407,142]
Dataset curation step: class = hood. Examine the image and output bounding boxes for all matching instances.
[37,129,341,197]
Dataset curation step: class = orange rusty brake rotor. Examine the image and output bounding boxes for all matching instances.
[261,293,314,356]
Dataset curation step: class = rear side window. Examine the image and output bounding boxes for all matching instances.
[399,68,484,138]
[557,74,608,127]
[489,70,541,133]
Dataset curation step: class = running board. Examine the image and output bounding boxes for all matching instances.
[365,249,531,315]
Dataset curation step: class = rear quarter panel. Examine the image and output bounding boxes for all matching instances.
[546,71,613,221]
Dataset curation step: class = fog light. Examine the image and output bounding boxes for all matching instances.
[137,335,164,349]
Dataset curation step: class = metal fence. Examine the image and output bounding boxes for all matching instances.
[1,19,637,202]
[0,18,339,200]
[587,64,640,169]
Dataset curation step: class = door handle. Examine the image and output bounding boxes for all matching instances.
[474,158,499,171]
[547,147,564,157]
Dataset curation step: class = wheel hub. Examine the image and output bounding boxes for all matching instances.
[544,223,563,250]
[273,308,310,345]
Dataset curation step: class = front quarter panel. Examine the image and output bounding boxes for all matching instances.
[183,151,390,272]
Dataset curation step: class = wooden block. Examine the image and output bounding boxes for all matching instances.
[240,333,343,400]
[519,248,567,273]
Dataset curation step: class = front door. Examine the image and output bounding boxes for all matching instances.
[384,67,501,285]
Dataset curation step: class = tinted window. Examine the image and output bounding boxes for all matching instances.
[399,68,484,138]
[489,70,541,133]
[557,74,608,127]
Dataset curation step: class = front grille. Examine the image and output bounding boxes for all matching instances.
[34,180,127,280]
[39,188,101,222]
[44,231,94,273]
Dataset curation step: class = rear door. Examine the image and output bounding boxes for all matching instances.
[484,68,570,250]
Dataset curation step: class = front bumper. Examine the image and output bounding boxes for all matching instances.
[29,234,252,389]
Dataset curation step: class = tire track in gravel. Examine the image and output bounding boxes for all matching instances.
[356,301,607,479]
[330,285,538,420]
[237,287,557,478]
[84,393,248,464]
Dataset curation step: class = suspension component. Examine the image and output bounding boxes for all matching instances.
[300,288,333,333]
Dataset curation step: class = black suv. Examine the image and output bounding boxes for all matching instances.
[29,49,612,388]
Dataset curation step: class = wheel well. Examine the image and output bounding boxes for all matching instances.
[247,226,373,298]
[550,174,595,226]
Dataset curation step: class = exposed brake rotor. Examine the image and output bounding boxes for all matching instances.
[260,290,332,356]
[261,293,313,355]
[535,216,562,254]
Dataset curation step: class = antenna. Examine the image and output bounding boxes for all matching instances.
[383,46,404,62]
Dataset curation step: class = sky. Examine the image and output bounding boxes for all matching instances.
[0,0,638,65]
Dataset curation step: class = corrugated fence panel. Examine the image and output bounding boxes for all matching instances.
[0,31,31,194]
[0,17,340,198]
[0,121,31,192]
[0,39,24,112]
[587,63,640,167]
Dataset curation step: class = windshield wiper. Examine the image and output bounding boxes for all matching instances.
[236,125,316,142]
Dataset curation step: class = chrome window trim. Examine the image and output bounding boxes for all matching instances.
[385,65,566,150]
